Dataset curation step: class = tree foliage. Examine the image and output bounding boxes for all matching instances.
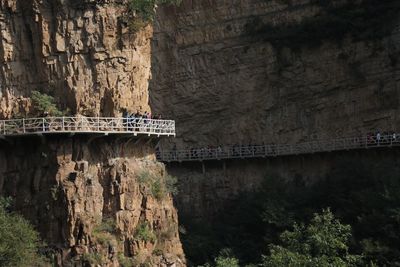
[127,0,182,31]
[182,158,400,266]
[262,209,362,267]
[31,90,64,116]
[0,197,47,267]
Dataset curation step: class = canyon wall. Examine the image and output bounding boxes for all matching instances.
[0,0,185,265]
[151,0,400,147]
[150,0,400,219]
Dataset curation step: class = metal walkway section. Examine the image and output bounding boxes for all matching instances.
[157,134,398,162]
[0,117,175,137]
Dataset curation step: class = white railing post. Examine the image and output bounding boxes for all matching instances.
[42,118,45,132]
[22,118,25,133]
[62,117,65,131]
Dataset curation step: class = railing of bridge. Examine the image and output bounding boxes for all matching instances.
[0,117,175,137]
[157,134,399,162]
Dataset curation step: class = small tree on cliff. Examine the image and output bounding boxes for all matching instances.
[127,0,182,31]
[262,209,363,267]
[31,90,64,116]
[0,197,47,266]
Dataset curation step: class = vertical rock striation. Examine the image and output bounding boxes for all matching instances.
[0,0,152,118]
[150,0,400,219]
[0,137,185,266]
[151,0,400,147]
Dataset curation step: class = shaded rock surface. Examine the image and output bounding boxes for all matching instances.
[151,0,400,147]
[150,0,400,219]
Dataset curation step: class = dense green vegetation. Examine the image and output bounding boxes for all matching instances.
[245,0,400,48]
[262,209,362,267]
[181,158,400,266]
[127,0,182,31]
[31,90,65,116]
[0,198,47,267]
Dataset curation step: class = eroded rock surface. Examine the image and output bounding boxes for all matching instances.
[0,137,185,266]
[0,0,152,118]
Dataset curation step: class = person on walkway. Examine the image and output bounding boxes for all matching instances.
[376,131,381,144]
[172,144,177,159]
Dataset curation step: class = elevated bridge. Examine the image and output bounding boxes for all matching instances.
[157,134,398,162]
[0,116,176,137]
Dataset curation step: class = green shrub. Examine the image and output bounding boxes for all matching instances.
[0,197,47,267]
[92,218,117,246]
[126,0,182,31]
[31,90,64,116]
[261,209,363,267]
[137,170,178,200]
[214,248,240,267]
[165,174,178,196]
[134,221,156,243]
[118,253,135,267]
[159,222,178,241]
[81,252,103,265]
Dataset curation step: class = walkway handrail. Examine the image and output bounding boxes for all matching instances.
[157,134,398,162]
[0,116,176,137]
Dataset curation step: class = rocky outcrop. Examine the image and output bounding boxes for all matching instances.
[0,0,152,118]
[0,137,185,266]
[0,0,185,265]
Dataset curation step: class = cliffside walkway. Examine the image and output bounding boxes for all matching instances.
[157,134,398,162]
[0,117,176,137]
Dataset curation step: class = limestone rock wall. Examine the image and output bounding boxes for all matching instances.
[0,0,151,118]
[150,0,400,219]
[151,0,400,148]
[0,137,185,266]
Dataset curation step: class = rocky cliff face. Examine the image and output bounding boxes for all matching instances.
[0,0,185,265]
[0,137,185,266]
[151,0,400,147]
[150,0,400,219]
[0,0,151,118]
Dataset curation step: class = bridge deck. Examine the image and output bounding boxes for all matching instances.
[157,134,398,162]
[0,117,175,137]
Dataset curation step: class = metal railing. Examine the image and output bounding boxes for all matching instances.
[0,117,175,137]
[157,134,399,162]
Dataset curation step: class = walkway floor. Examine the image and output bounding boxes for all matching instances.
[157,134,399,162]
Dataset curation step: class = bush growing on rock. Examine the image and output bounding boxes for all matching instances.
[127,0,182,31]
[31,90,64,116]
[134,221,156,243]
[137,170,178,200]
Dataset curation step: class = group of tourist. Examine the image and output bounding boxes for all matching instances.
[366,131,397,144]
[122,110,162,122]
[157,131,400,161]
[158,143,270,160]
